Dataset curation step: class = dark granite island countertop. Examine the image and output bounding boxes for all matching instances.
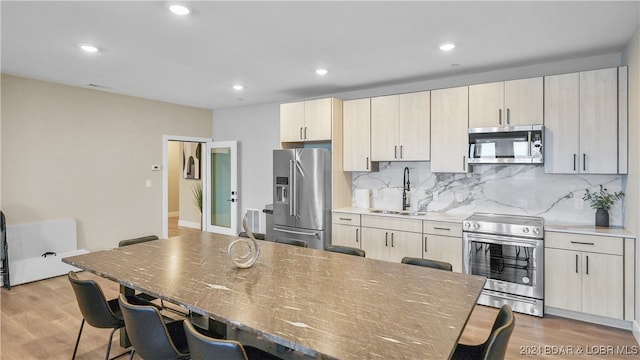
[63,232,486,360]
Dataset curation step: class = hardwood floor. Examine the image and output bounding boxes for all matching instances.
[1,221,638,359]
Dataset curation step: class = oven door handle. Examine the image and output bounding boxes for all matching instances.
[464,233,539,248]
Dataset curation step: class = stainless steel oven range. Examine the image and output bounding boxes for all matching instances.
[462,213,544,317]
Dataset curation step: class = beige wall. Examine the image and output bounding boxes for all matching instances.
[622,25,640,337]
[168,141,180,215]
[1,74,212,250]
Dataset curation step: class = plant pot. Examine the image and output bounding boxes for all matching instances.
[595,209,609,227]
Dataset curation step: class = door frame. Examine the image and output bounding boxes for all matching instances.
[162,135,212,239]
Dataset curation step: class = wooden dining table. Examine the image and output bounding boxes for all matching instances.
[63,231,486,360]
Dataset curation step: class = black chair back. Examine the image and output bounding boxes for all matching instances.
[482,304,515,359]
[276,238,308,247]
[184,320,248,360]
[326,245,365,257]
[68,272,123,329]
[118,294,189,360]
[401,257,453,271]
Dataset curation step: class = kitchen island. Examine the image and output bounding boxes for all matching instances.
[63,231,486,359]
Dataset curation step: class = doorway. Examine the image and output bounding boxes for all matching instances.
[162,135,211,239]
[203,141,239,236]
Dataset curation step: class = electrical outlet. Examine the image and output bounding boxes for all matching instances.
[575,198,584,210]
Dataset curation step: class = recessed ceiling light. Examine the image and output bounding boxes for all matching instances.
[79,44,99,53]
[169,4,191,15]
[233,85,244,91]
[315,68,328,76]
[439,43,456,51]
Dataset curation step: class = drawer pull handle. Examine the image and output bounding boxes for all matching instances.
[433,227,451,231]
[339,218,352,221]
[570,241,595,246]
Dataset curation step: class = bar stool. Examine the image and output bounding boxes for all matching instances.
[452,304,515,360]
[276,238,307,247]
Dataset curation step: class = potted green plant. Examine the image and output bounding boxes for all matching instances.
[191,183,203,213]
[582,185,624,227]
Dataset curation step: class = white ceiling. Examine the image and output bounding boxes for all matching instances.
[2,1,638,110]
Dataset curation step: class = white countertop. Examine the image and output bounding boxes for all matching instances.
[333,207,636,238]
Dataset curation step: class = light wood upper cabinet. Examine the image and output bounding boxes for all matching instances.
[343,98,372,171]
[280,98,336,143]
[579,68,618,174]
[371,91,430,161]
[469,77,543,128]
[544,68,619,174]
[430,86,469,173]
[280,102,305,142]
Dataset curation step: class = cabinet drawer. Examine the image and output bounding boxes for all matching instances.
[333,213,361,226]
[423,221,462,237]
[361,215,422,233]
[545,232,623,255]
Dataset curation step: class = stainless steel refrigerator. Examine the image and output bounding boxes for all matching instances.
[272,148,331,250]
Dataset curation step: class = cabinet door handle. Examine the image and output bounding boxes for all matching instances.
[385,232,388,247]
[506,108,510,125]
[356,228,359,243]
[583,153,586,171]
[586,255,589,275]
[300,127,303,140]
[573,154,577,172]
[394,146,398,159]
[463,156,466,171]
[391,233,394,247]
[570,241,595,246]
[304,127,307,139]
[424,236,428,252]
[400,145,404,159]
[433,227,451,231]
[498,109,502,126]
[366,157,369,170]
[575,254,579,273]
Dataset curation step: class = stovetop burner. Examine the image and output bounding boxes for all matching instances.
[463,212,544,239]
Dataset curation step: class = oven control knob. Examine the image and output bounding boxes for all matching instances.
[522,227,530,233]
[464,222,470,228]
[473,223,480,230]
[533,227,540,234]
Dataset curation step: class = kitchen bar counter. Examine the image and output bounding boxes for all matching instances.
[63,231,486,360]
[333,206,468,223]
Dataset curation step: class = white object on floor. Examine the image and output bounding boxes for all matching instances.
[7,218,88,286]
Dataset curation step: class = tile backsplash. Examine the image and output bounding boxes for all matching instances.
[351,162,625,226]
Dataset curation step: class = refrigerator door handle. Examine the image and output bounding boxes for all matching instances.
[274,227,319,238]
[288,160,295,216]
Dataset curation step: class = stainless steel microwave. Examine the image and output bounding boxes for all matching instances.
[468,125,543,164]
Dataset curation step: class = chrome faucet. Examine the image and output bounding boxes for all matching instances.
[402,167,410,210]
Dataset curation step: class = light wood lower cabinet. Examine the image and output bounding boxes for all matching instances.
[361,227,422,263]
[360,215,422,262]
[331,213,361,249]
[423,221,463,272]
[545,232,624,319]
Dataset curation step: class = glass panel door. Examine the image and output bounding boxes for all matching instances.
[204,141,238,235]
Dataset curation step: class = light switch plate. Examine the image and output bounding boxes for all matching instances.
[146,180,152,188]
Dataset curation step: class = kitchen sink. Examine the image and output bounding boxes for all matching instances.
[369,209,425,217]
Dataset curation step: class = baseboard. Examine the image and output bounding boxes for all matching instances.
[545,306,633,330]
[633,320,640,345]
[178,220,201,230]
[168,211,179,218]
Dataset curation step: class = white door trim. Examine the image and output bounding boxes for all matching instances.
[162,135,212,239]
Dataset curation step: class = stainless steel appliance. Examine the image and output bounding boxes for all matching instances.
[468,125,543,164]
[272,149,331,250]
[463,213,544,316]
